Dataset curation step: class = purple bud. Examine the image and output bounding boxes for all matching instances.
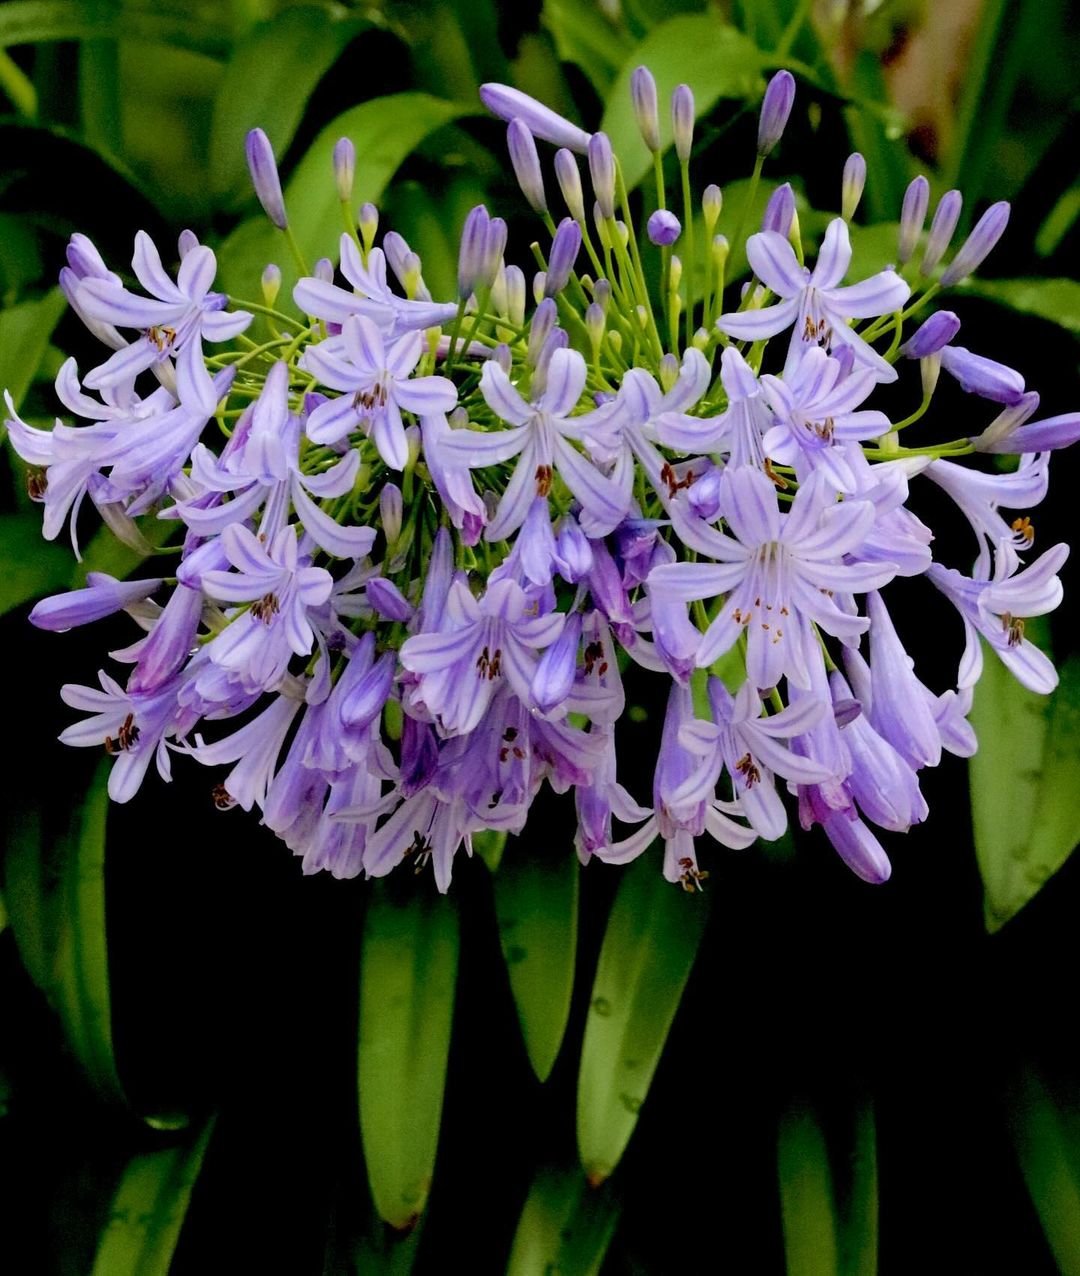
[359,202,378,251]
[940,201,1010,286]
[380,482,403,543]
[494,343,512,374]
[507,117,547,214]
[631,66,660,152]
[545,218,582,296]
[480,216,508,292]
[555,517,594,582]
[527,297,558,366]
[647,209,681,246]
[339,650,396,732]
[687,466,722,520]
[761,182,796,236]
[757,70,795,156]
[261,263,282,306]
[588,132,616,219]
[702,184,722,232]
[554,149,585,222]
[671,84,695,162]
[479,82,591,153]
[128,583,203,694]
[30,572,162,633]
[457,205,490,298]
[979,411,1080,455]
[178,229,199,258]
[382,231,410,285]
[899,310,961,359]
[333,137,356,203]
[532,613,582,714]
[585,302,605,350]
[971,391,1039,452]
[245,128,288,230]
[921,190,962,275]
[897,175,929,264]
[314,257,334,283]
[940,345,1026,404]
[841,152,866,221]
[502,264,526,325]
[366,575,413,622]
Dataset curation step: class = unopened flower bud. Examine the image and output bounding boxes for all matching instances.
[921,190,962,275]
[545,218,582,297]
[314,257,333,283]
[647,209,681,246]
[261,263,281,306]
[588,132,616,219]
[457,205,490,298]
[607,329,622,355]
[711,234,729,272]
[941,345,1026,404]
[841,152,866,221]
[669,254,683,291]
[702,184,722,234]
[585,301,605,353]
[921,352,942,399]
[940,200,1009,286]
[757,70,795,156]
[554,149,585,222]
[245,128,287,229]
[672,84,694,162]
[594,278,612,311]
[897,175,929,264]
[762,182,795,236]
[178,229,198,257]
[333,137,355,204]
[631,66,661,152]
[899,310,960,359]
[503,264,525,326]
[592,202,611,250]
[380,483,403,545]
[359,202,378,252]
[527,297,557,366]
[507,118,547,215]
[479,82,591,153]
[659,353,679,393]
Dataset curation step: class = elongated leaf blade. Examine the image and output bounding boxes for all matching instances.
[507,1164,620,1276]
[217,93,472,299]
[358,884,459,1230]
[542,0,632,97]
[577,854,710,1184]
[600,16,766,189]
[209,6,367,204]
[493,847,578,1082]
[1009,1066,1080,1273]
[90,1116,216,1276]
[0,510,73,617]
[970,635,1080,931]
[0,285,65,409]
[0,1,233,55]
[778,1100,840,1276]
[959,277,1080,338]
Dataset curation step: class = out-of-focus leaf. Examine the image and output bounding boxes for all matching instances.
[0,285,66,409]
[601,15,766,190]
[471,827,507,874]
[209,6,367,205]
[0,2,234,55]
[358,884,459,1230]
[0,889,7,935]
[577,853,709,1185]
[778,1097,878,1276]
[542,0,632,97]
[0,212,43,296]
[493,847,578,1082]
[218,93,472,301]
[847,221,902,278]
[0,46,37,117]
[713,177,775,282]
[843,52,909,225]
[79,39,122,158]
[969,631,1080,931]
[1036,185,1080,258]
[1009,1066,1080,1272]
[72,513,178,588]
[0,512,73,617]
[90,1116,216,1276]
[1,803,53,992]
[506,1164,620,1276]
[959,277,1080,338]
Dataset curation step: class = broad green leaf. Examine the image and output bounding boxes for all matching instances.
[959,277,1080,338]
[0,511,73,617]
[0,285,66,409]
[577,853,710,1184]
[601,16,766,190]
[358,884,459,1230]
[1009,1066,1080,1273]
[0,1,233,56]
[970,632,1080,931]
[90,1116,216,1276]
[506,1165,620,1276]
[217,93,472,300]
[542,0,633,98]
[209,6,367,204]
[778,1097,878,1276]
[493,847,578,1082]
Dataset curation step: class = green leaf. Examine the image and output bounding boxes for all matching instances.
[358,884,459,1230]
[969,631,1080,931]
[209,6,367,205]
[90,1116,216,1276]
[0,1,234,56]
[217,93,473,301]
[1036,185,1080,258]
[777,1097,878,1276]
[72,513,179,589]
[1008,1066,1080,1273]
[0,511,74,618]
[1,802,54,993]
[600,15,766,190]
[493,846,578,1082]
[542,0,632,98]
[506,1165,620,1276]
[843,52,910,225]
[959,277,1080,338]
[576,854,710,1184]
[0,212,44,297]
[0,285,66,409]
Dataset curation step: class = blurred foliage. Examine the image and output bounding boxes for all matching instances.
[0,0,1078,1271]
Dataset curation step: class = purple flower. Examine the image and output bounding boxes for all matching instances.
[29,572,162,632]
[757,70,795,156]
[762,183,796,237]
[940,345,1025,404]
[899,311,961,359]
[717,218,910,382]
[657,346,769,468]
[647,209,681,247]
[301,315,457,468]
[479,83,591,153]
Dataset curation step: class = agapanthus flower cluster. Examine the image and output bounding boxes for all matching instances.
[8,72,1079,892]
